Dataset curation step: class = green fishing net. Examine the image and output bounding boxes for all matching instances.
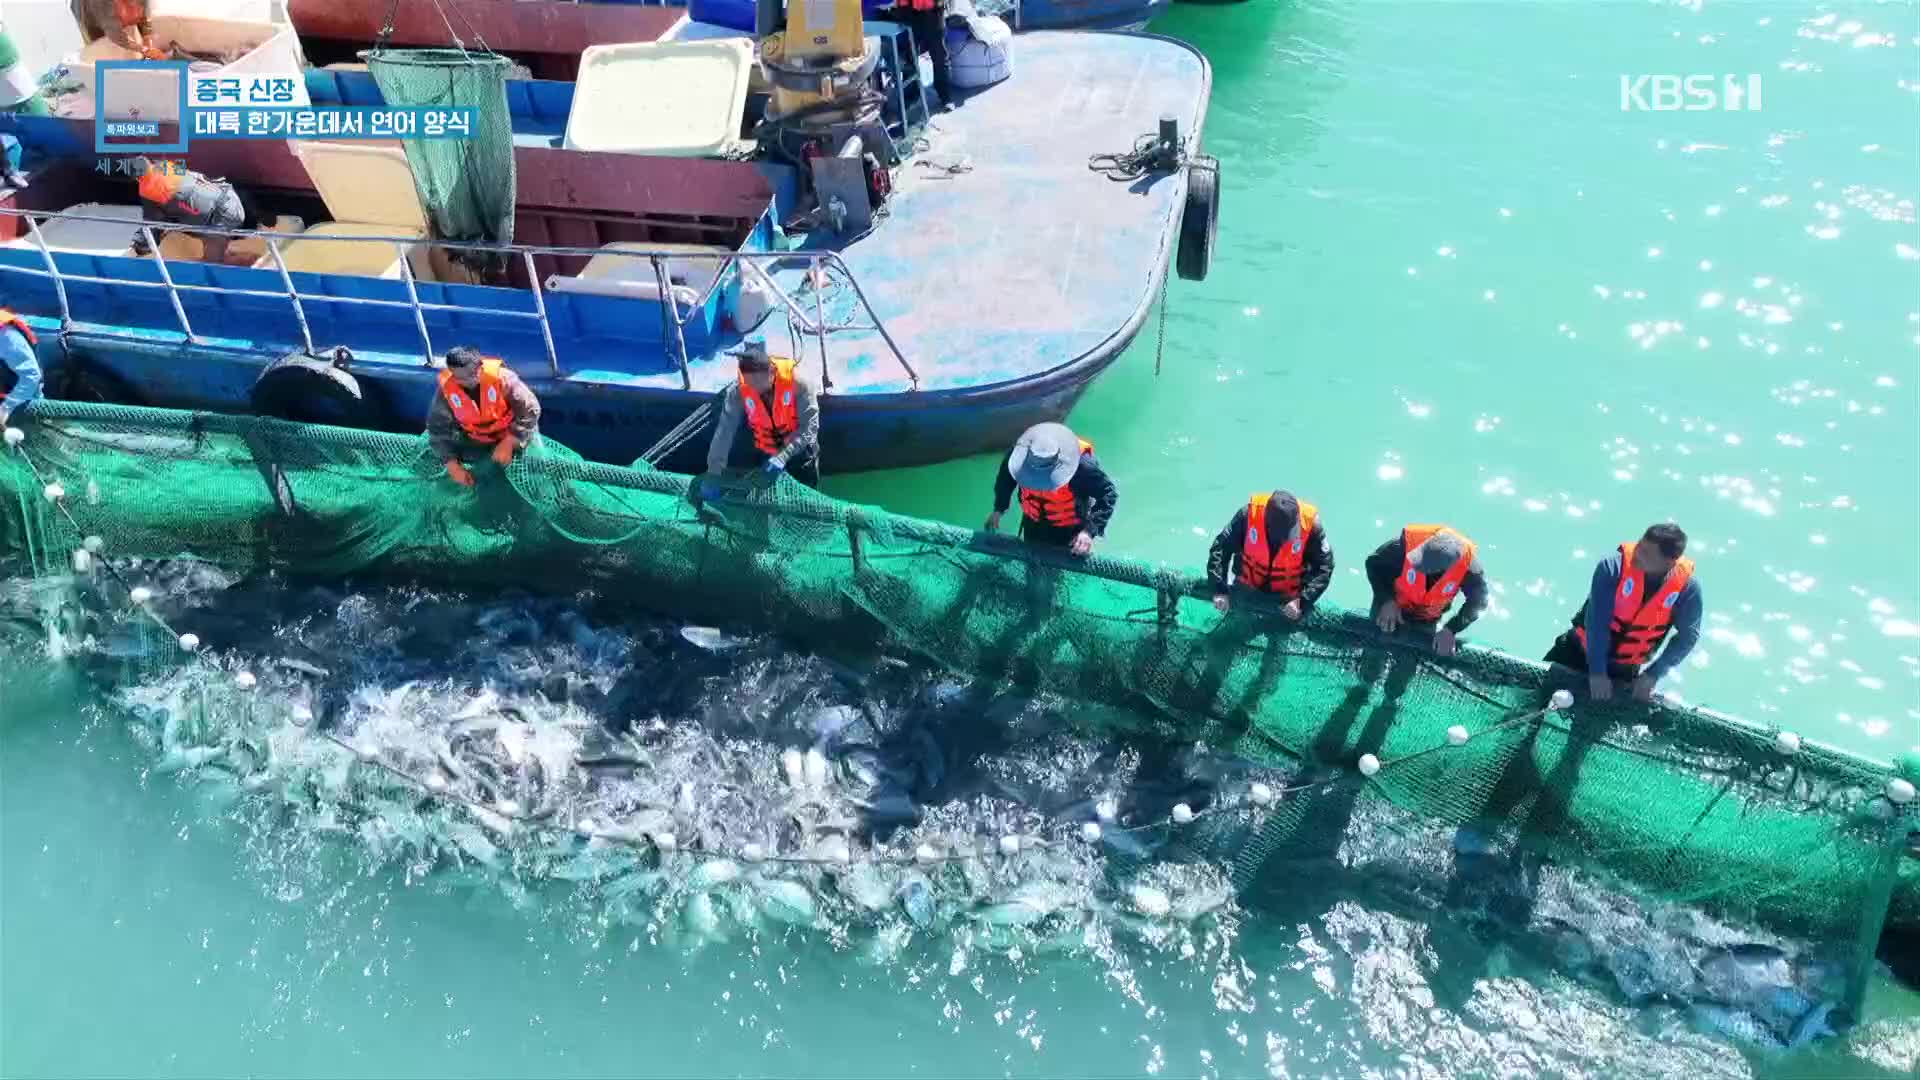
[2,400,1912,1004]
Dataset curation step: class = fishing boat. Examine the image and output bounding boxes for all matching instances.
[0,5,1219,472]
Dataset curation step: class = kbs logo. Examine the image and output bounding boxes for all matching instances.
[1619,74,1763,112]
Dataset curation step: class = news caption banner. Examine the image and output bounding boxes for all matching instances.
[93,61,474,154]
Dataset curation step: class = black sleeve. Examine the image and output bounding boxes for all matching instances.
[1445,567,1489,635]
[1073,457,1118,537]
[1364,537,1404,611]
[1299,523,1335,608]
[992,451,1015,515]
[1206,508,1247,593]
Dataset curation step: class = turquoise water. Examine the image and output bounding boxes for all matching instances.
[4,2,1919,1077]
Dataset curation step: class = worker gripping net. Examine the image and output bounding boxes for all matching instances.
[2,401,1914,1000]
[364,48,517,256]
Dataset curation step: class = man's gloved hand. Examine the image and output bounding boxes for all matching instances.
[699,479,724,503]
[763,457,786,477]
[490,434,519,467]
[445,460,475,487]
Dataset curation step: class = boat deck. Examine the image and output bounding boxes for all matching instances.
[741,30,1206,396]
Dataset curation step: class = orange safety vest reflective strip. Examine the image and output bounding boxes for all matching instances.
[437,357,514,443]
[1019,438,1094,529]
[1393,524,1475,622]
[1573,541,1695,671]
[0,308,38,346]
[1239,494,1318,598]
[741,358,799,457]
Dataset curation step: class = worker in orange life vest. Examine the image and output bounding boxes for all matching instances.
[1545,523,1703,703]
[1363,524,1487,657]
[0,307,43,428]
[1206,490,1334,620]
[128,157,254,264]
[701,342,821,500]
[73,0,167,59]
[425,346,542,487]
[986,422,1118,557]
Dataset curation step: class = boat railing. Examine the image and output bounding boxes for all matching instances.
[0,207,922,392]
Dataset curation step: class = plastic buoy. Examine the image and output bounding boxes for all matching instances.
[1171,803,1194,825]
[42,482,63,502]
[427,774,449,793]
[1889,778,1916,805]
[803,748,829,789]
[3,427,23,446]
[1447,725,1470,747]
[177,633,200,651]
[781,747,804,787]
[999,834,1021,855]
[71,549,92,573]
[742,842,766,863]
[497,799,521,817]
[83,535,103,553]
[1095,797,1118,823]
[654,832,678,853]
[1080,822,1102,844]
[1249,782,1275,808]
[1774,731,1802,755]
[1358,754,1381,777]
[914,843,939,865]
[129,586,153,605]
[354,743,377,762]
[234,671,257,691]
[1549,689,1575,711]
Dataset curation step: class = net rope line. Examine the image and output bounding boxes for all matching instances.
[4,432,1591,873]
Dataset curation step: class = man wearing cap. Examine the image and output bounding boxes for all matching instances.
[702,343,821,497]
[1545,522,1702,703]
[427,346,541,487]
[1207,489,1334,620]
[985,422,1117,556]
[128,157,254,265]
[1364,524,1486,657]
[0,305,42,428]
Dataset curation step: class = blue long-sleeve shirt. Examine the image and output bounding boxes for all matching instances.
[0,325,41,419]
[1581,551,1703,679]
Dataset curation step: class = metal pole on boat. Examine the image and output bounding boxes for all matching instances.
[262,235,314,356]
[22,215,70,330]
[809,257,832,392]
[395,248,436,365]
[521,250,561,376]
[823,254,919,390]
[651,256,693,390]
[140,226,196,343]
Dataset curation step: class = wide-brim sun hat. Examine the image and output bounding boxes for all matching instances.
[1007,422,1082,491]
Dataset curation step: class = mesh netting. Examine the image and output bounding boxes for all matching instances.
[363,49,516,253]
[2,401,1913,992]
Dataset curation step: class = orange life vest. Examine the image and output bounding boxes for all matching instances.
[1393,524,1476,622]
[1019,437,1093,529]
[1573,541,1696,671]
[137,163,181,206]
[0,308,38,346]
[1239,494,1318,598]
[437,358,514,443]
[907,0,938,11]
[741,358,799,457]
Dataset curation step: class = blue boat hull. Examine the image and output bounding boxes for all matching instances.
[31,317,1136,473]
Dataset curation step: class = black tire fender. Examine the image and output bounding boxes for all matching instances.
[248,350,369,427]
[1176,153,1220,283]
